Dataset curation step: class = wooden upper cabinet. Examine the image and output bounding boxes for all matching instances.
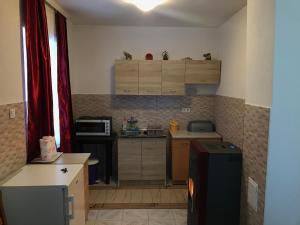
[139,61,162,95]
[115,60,139,95]
[162,61,185,96]
[185,60,221,84]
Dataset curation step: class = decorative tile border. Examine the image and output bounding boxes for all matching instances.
[0,102,26,181]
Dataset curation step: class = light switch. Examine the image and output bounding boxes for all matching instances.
[9,108,16,119]
[247,177,258,212]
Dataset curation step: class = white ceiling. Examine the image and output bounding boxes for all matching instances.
[57,0,247,27]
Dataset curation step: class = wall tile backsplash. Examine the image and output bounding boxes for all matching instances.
[0,103,26,181]
[241,105,270,225]
[72,95,215,131]
[214,95,245,148]
[214,96,270,225]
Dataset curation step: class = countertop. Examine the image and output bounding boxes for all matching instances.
[170,130,222,139]
[118,134,167,139]
[1,164,83,187]
[53,153,90,165]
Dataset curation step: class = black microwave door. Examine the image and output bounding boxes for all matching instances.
[76,122,106,133]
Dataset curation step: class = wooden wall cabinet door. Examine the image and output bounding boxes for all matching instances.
[115,60,139,95]
[185,60,221,84]
[139,61,162,95]
[171,140,191,184]
[141,139,166,180]
[162,61,185,96]
[118,139,142,180]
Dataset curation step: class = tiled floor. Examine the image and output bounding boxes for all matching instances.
[90,188,188,204]
[86,209,187,225]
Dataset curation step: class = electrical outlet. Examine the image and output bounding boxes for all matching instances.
[181,108,191,113]
[247,177,258,212]
[9,108,16,119]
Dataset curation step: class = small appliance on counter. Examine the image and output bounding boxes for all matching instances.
[31,136,62,163]
[75,116,112,136]
[188,141,242,225]
[121,116,140,136]
[146,124,164,136]
[187,120,215,132]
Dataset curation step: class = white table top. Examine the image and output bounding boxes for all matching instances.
[53,153,90,165]
[1,164,82,187]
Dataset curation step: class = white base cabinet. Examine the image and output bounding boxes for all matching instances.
[0,165,85,225]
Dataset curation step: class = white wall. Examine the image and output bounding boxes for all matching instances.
[264,0,300,224]
[0,0,23,105]
[246,0,275,107]
[216,7,247,99]
[71,26,219,94]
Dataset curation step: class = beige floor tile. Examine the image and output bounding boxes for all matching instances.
[89,210,100,220]
[171,209,187,221]
[122,219,148,225]
[149,219,175,225]
[123,209,148,222]
[86,220,96,225]
[97,209,123,221]
[95,221,122,225]
[174,218,187,225]
[148,209,174,222]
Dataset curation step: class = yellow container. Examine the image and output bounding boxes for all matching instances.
[169,120,179,132]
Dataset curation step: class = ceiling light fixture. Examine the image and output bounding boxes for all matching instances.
[125,0,166,12]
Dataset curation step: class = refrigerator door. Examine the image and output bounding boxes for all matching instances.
[1,186,68,225]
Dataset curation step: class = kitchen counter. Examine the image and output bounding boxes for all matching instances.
[53,153,90,165]
[118,134,167,138]
[170,130,222,140]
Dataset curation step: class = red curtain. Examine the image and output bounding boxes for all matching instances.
[56,12,73,153]
[24,0,54,162]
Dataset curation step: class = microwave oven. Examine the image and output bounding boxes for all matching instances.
[75,116,112,136]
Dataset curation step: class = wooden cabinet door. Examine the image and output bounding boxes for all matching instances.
[69,169,85,225]
[115,60,139,95]
[118,139,142,180]
[185,60,221,84]
[162,61,185,95]
[171,140,191,184]
[141,139,166,180]
[139,61,162,95]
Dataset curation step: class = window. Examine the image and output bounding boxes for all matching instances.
[46,5,61,147]
[22,5,61,148]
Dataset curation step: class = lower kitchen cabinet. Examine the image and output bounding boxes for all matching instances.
[118,139,142,180]
[142,139,166,180]
[171,140,190,184]
[171,134,222,184]
[118,138,166,183]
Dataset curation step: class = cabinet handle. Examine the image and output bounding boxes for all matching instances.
[68,196,75,219]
